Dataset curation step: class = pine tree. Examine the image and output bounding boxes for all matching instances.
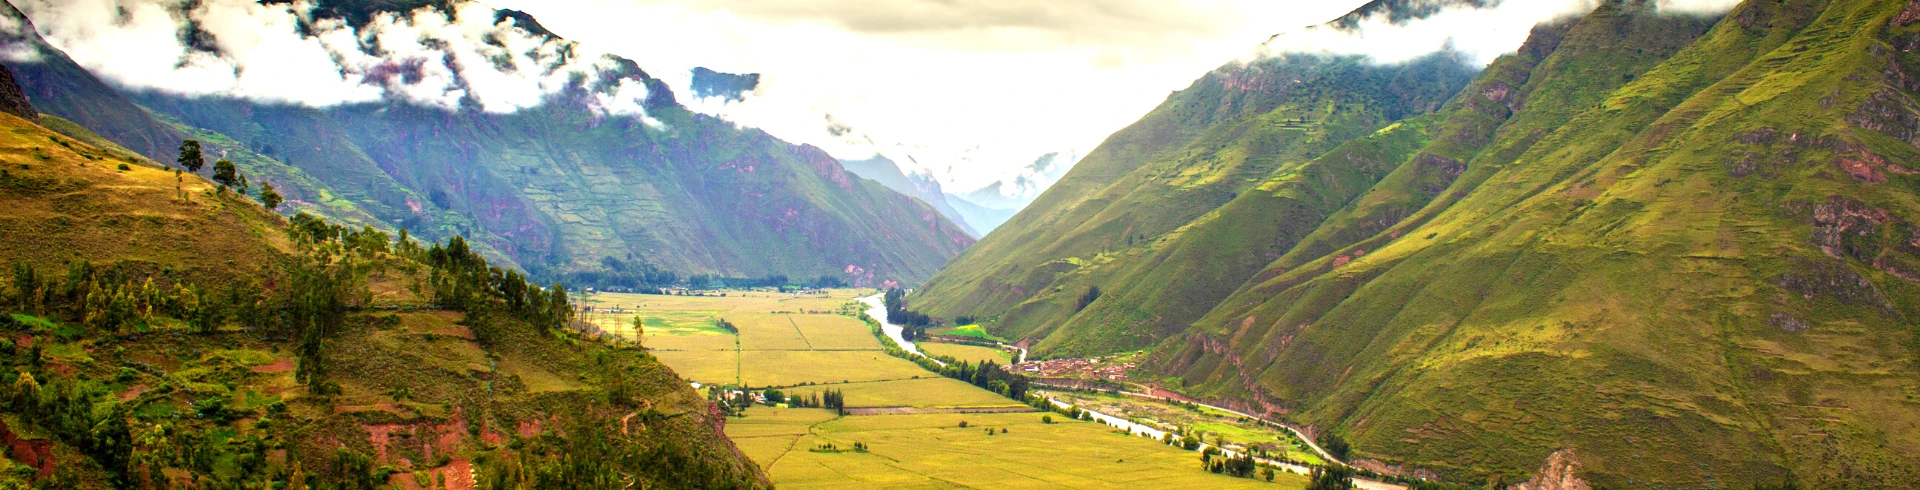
[176,139,204,173]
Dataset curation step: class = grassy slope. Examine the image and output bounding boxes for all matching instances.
[318,101,971,283]
[914,53,1477,355]
[0,111,767,487]
[1155,0,1920,485]
[2,1,969,285]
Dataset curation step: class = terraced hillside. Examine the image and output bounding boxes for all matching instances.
[0,0,970,286]
[0,80,767,487]
[922,0,1920,486]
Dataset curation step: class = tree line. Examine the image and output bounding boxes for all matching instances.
[882,288,934,339]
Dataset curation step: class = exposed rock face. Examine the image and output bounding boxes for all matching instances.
[0,64,34,121]
[1513,450,1592,490]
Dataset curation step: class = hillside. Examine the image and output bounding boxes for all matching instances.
[913,29,1481,355]
[0,83,767,487]
[0,0,971,287]
[919,0,1920,486]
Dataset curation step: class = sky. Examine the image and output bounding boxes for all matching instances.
[12,0,1743,201]
[484,0,1377,196]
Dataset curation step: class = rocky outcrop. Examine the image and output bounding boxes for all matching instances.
[0,64,34,121]
[1513,450,1592,490]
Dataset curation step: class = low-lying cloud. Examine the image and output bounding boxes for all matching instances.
[1259,0,1743,66]
[10,0,659,123]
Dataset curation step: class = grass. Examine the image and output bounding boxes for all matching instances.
[914,1,1920,487]
[929,324,1004,342]
[919,342,1012,365]
[726,406,1306,489]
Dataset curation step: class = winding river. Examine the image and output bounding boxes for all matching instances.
[859,291,1406,490]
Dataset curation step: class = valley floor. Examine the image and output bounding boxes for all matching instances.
[587,289,1303,488]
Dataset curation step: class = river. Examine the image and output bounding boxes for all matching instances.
[861,291,1405,490]
[857,293,944,366]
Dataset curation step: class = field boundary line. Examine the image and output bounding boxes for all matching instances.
[785,315,815,349]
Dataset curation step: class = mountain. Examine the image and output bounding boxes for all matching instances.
[0,73,767,487]
[914,39,1481,355]
[0,0,971,287]
[946,194,1019,235]
[839,155,981,236]
[918,0,1920,486]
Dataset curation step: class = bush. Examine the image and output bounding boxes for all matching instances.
[115,163,130,171]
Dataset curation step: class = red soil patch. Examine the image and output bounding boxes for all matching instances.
[250,358,295,373]
[365,424,409,464]
[0,419,54,479]
[118,384,148,402]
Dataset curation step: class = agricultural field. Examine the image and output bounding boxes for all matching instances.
[1050,391,1324,465]
[725,406,1305,489]
[928,323,1003,341]
[920,341,1013,365]
[782,378,1026,409]
[598,291,1304,488]
[583,290,936,387]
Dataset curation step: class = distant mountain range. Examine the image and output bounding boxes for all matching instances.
[0,0,971,287]
[840,152,1072,235]
[916,0,1920,486]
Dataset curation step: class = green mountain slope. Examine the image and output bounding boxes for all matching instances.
[0,0,970,286]
[913,44,1479,355]
[921,0,1920,485]
[0,86,767,487]
[1144,0,1920,485]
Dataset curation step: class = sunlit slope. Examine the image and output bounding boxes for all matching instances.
[0,113,287,282]
[1158,0,1920,485]
[0,109,770,487]
[915,51,1478,354]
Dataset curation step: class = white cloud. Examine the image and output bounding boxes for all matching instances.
[1258,0,1741,66]
[8,0,1743,203]
[10,0,659,121]
[490,0,1369,196]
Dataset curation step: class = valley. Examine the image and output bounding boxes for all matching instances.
[2,0,1918,487]
[585,289,1318,489]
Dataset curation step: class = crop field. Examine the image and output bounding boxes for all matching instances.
[586,290,934,387]
[920,342,1013,364]
[596,291,1301,487]
[782,378,1027,408]
[725,407,1304,489]
[1050,391,1323,465]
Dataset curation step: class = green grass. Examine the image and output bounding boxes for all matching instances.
[929,324,1004,342]
[920,0,1920,486]
[919,342,1012,365]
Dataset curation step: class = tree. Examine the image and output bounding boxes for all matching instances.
[176,139,204,173]
[1304,466,1355,490]
[259,182,283,211]
[1075,285,1102,312]
[212,159,239,189]
[1262,466,1275,482]
[1316,432,1351,461]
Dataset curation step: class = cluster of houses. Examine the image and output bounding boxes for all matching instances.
[1016,356,1137,383]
